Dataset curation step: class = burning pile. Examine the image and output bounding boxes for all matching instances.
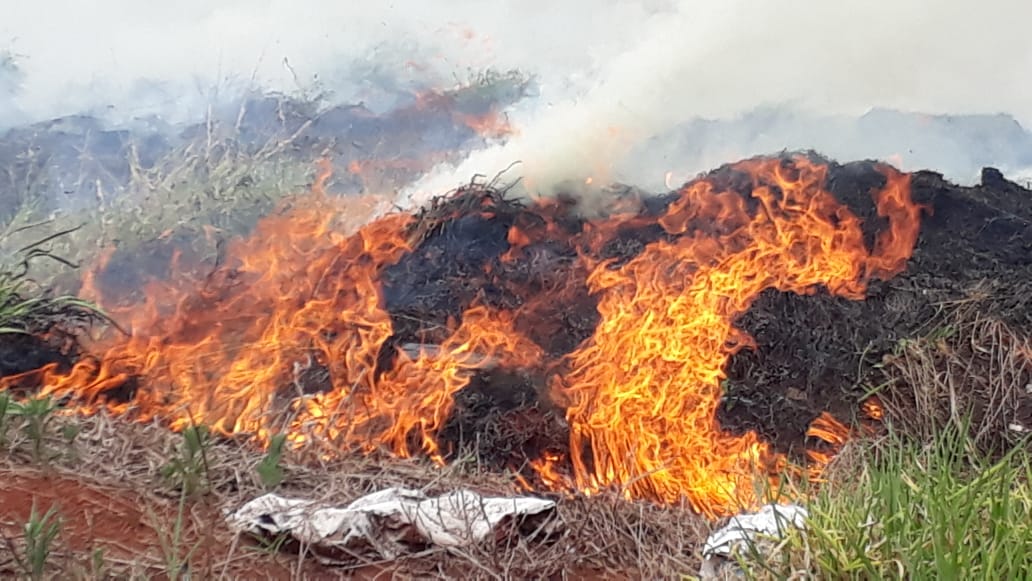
[0,153,924,517]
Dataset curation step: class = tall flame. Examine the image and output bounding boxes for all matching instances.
[0,155,920,517]
[552,158,918,515]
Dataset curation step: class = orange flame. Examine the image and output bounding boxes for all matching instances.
[411,89,514,140]
[529,450,574,492]
[862,397,884,421]
[805,412,853,476]
[288,305,543,462]
[456,110,514,139]
[807,412,851,449]
[553,158,918,516]
[0,155,921,518]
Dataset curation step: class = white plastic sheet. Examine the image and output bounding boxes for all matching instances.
[699,503,808,579]
[227,487,560,563]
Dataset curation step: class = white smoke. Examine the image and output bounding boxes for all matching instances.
[4,0,1032,192]
[404,0,1032,199]
[0,0,670,124]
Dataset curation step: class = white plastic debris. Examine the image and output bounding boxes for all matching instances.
[699,504,808,579]
[227,487,561,563]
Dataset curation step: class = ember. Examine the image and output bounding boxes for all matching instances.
[0,153,923,517]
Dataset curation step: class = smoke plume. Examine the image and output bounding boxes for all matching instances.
[4,0,1032,195]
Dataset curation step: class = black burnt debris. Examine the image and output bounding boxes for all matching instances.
[3,152,1032,476]
[721,162,1032,455]
[0,278,102,387]
[376,154,1032,466]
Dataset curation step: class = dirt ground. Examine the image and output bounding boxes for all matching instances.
[0,468,369,580]
[0,411,704,580]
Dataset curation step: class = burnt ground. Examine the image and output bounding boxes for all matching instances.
[391,156,1032,467]
[720,165,1032,455]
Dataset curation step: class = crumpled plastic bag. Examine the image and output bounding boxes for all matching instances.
[699,504,808,579]
[226,486,561,563]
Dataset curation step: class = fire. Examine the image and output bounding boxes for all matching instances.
[3,164,407,442]
[0,154,921,518]
[805,412,853,476]
[807,413,851,448]
[287,305,543,462]
[455,110,514,140]
[412,89,514,140]
[529,451,573,492]
[863,397,884,421]
[551,157,918,515]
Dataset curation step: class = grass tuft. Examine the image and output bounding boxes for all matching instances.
[742,425,1032,579]
[879,295,1032,455]
[22,502,62,581]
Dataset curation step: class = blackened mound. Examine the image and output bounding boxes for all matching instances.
[720,163,1032,454]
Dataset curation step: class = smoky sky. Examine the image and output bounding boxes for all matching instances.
[4,0,1032,193]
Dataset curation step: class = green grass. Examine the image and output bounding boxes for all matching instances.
[256,432,287,489]
[743,426,1032,580]
[0,254,97,336]
[22,502,62,581]
[0,498,64,581]
[0,219,110,340]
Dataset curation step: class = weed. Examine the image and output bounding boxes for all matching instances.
[0,391,11,445]
[160,424,212,497]
[0,393,86,466]
[17,396,58,463]
[746,426,1032,579]
[22,502,62,581]
[148,490,202,581]
[88,547,107,580]
[0,396,62,462]
[256,432,287,489]
[0,222,107,333]
[154,424,214,579]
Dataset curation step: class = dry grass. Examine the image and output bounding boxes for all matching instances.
[878,291,1032,453]
[0,84,718,579]
[0,407,711,579]
[0,98,327,292]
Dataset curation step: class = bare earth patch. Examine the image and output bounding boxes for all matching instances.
[0,413,709,579]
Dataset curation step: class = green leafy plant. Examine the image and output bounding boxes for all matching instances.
[17,396,59,463]
[0,393,83,463]
[0,395,60,462]
[22,502,62,581]
[160,424,212,496]
[256,432,287,489]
